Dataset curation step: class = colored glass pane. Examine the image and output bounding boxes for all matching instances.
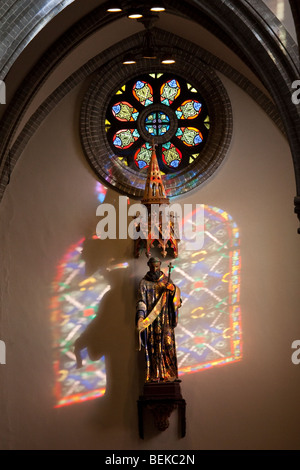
[113,129,140,149]
[176,127,203,146]
[118,157,128,166]
[189,154,200,164]
[112,102,139,121]
[134,143,152,169]
[132,80,153,106]
[204,115,210,129]
[160,79,180,105]
[176,100,202,119]
[162,143,182,168]
[187,83,198,93]
[145,111,170,136]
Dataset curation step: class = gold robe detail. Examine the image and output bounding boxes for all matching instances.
[136,272,181,383]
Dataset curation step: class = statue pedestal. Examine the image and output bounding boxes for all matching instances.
[137,381,186,439]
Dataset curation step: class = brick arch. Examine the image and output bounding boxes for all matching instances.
[0,0,75,81]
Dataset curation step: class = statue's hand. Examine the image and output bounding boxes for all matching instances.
[166,283,175,292]
[137,318,144,331]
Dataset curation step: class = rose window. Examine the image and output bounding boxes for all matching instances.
[105,73,210,174]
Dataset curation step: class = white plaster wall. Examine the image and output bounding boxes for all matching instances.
[0,68,300,450]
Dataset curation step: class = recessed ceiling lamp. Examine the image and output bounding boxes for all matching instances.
[150,6,165,12]
[107,7,122,12]
[106,2,122,12]
[128,9,143,19]
[161,55,176,64]
[122,53,137,65]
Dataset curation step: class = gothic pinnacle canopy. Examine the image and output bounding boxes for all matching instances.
[134,145,179,258]
[141,145,170,206]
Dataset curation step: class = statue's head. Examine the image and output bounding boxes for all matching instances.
[147,256,161,266]
[147,257,161,276]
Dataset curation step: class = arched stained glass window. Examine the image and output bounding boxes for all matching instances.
[105,73,210,173]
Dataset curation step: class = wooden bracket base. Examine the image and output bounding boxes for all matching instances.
[137,381,186,438]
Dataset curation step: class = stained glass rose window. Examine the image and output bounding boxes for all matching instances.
[80,44,232,198]
[105,73,210,173]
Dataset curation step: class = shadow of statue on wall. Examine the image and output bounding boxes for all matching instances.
[73,241,140,434]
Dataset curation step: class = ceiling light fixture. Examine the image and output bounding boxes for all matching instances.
[122,9,175,65]
[122,53,137,65]
[107,7,122,12]
[161,54,176,64]
[106,2,122,12]
[150,6,165,12]
[128,9,143,19]
[137,13,159,60]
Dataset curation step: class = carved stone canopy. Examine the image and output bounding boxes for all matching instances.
[134,145,180,259]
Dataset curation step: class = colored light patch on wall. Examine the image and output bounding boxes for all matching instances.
[51,238,110,408]
[51,199,241,407]
[95,182,107,203]
[174,205,242,375]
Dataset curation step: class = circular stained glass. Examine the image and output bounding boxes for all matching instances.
[80,40,233,199]
[145,111,170,136]
[105,73,210,174]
